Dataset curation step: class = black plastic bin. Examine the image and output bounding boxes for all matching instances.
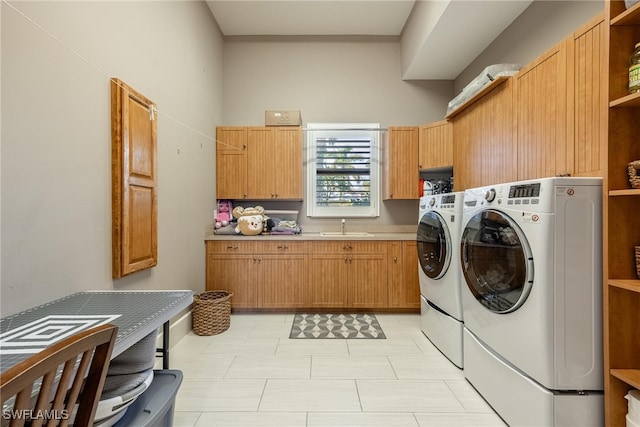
[112,370,183,427]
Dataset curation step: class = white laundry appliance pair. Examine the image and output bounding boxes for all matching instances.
[459,177,603,426]
[417,192,464,368]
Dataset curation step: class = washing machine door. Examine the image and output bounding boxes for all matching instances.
[417,211,452,280]
[460,209,534,314]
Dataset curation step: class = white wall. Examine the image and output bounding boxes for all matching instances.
[1,1,224,316]
[222,36,454,229]
[455,0,604,92]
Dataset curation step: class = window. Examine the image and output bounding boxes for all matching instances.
[306,123,380,217]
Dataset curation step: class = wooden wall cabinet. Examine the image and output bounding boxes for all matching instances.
[383,126,419,199]
[567,14,607,178]
[388,241,420,309]
[514,41,569,180]
[419,121,453,170]
[216,127,248,199]
[604,2,640,426]
[450,12,606,191]
[111,79,158,278]
[452,78,517,191]
[216,126,303,200]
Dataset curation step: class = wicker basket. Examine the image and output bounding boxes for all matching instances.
[635,246,640,280]
[628,160,640,189]
[192,291,232,336]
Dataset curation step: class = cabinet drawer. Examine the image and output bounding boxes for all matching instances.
[259,241,306,254]
[207,241,256,254]
[311,241,387,254]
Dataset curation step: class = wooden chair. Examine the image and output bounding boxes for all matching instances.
[1,324,118,427]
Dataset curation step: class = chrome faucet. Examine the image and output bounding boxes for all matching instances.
[341,218,346,235]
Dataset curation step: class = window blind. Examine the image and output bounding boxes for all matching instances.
[315,137,371,207]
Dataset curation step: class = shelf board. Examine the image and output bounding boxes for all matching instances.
[610,91,640,108]
[445,76,510,119]
[609,279,640,293]
[611,369,640,389]
[611,2,640,26]
[609,188,640,196]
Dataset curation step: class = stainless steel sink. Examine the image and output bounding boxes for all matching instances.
[319,232,375,237]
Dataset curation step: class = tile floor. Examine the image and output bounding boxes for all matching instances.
[169,313,507,427]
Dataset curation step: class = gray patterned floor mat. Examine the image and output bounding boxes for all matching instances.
[289,313,386,339]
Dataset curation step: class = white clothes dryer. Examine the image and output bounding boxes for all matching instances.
[460,177,603,427]
[417,191,464,368]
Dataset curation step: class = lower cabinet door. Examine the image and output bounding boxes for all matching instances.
[348,254,388,308]
[309,254,349,307]
[206,255,256,308]
[258,255,308,308]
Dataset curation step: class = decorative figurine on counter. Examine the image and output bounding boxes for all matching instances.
[232,205,266,236]
[215,199,233,229]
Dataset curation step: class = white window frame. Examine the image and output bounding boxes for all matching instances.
[306,123,380,218]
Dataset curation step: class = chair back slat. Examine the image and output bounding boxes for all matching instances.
[1,324,118,427]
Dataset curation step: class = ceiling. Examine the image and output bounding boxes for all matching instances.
[205,0,533,80]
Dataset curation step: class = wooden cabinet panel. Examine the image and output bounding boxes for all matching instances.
[111,78,158,278]
[207,240,256,254]
[309,254,349,307]
[567,14,607,178]
[272,127,303,199]
[216,127,248,199]
[452,79,516,191]
[387,241,420,309]
[258,255,308,308]
[349,254,388,308]
[217,126,302,200]
[260,241,306,254]
[383,127,419,199]
[247,127,275,199]
[419,121,453,170]
[206,255,256,308]
[311,241,387,254]
[515,42,568,180]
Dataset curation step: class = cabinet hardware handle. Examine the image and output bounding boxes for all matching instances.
[277,245,288,250]
[394,257,398,262]
[227,245,238,250]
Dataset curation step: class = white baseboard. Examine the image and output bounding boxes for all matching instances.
[156,310,192,350]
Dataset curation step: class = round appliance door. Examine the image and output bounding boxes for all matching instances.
[460,209,533,314]
[417,211,452,280]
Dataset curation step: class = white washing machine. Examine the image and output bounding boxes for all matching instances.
[460,177,603,427]
[417,191,464,368]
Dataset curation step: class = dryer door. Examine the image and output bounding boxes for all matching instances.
[417,211,452,280]
[460,209,533,313]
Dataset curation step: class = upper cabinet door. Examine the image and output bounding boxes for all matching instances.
[383,126,419,200]
[272,127,303,199]
[514,41,568,180]
[216,127,248,199]
[419,120,452,170]
[247,127,276,199]
[111,78,158,278]
[566,13,606,178]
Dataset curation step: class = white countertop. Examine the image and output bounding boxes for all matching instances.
[205,232,417,241]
